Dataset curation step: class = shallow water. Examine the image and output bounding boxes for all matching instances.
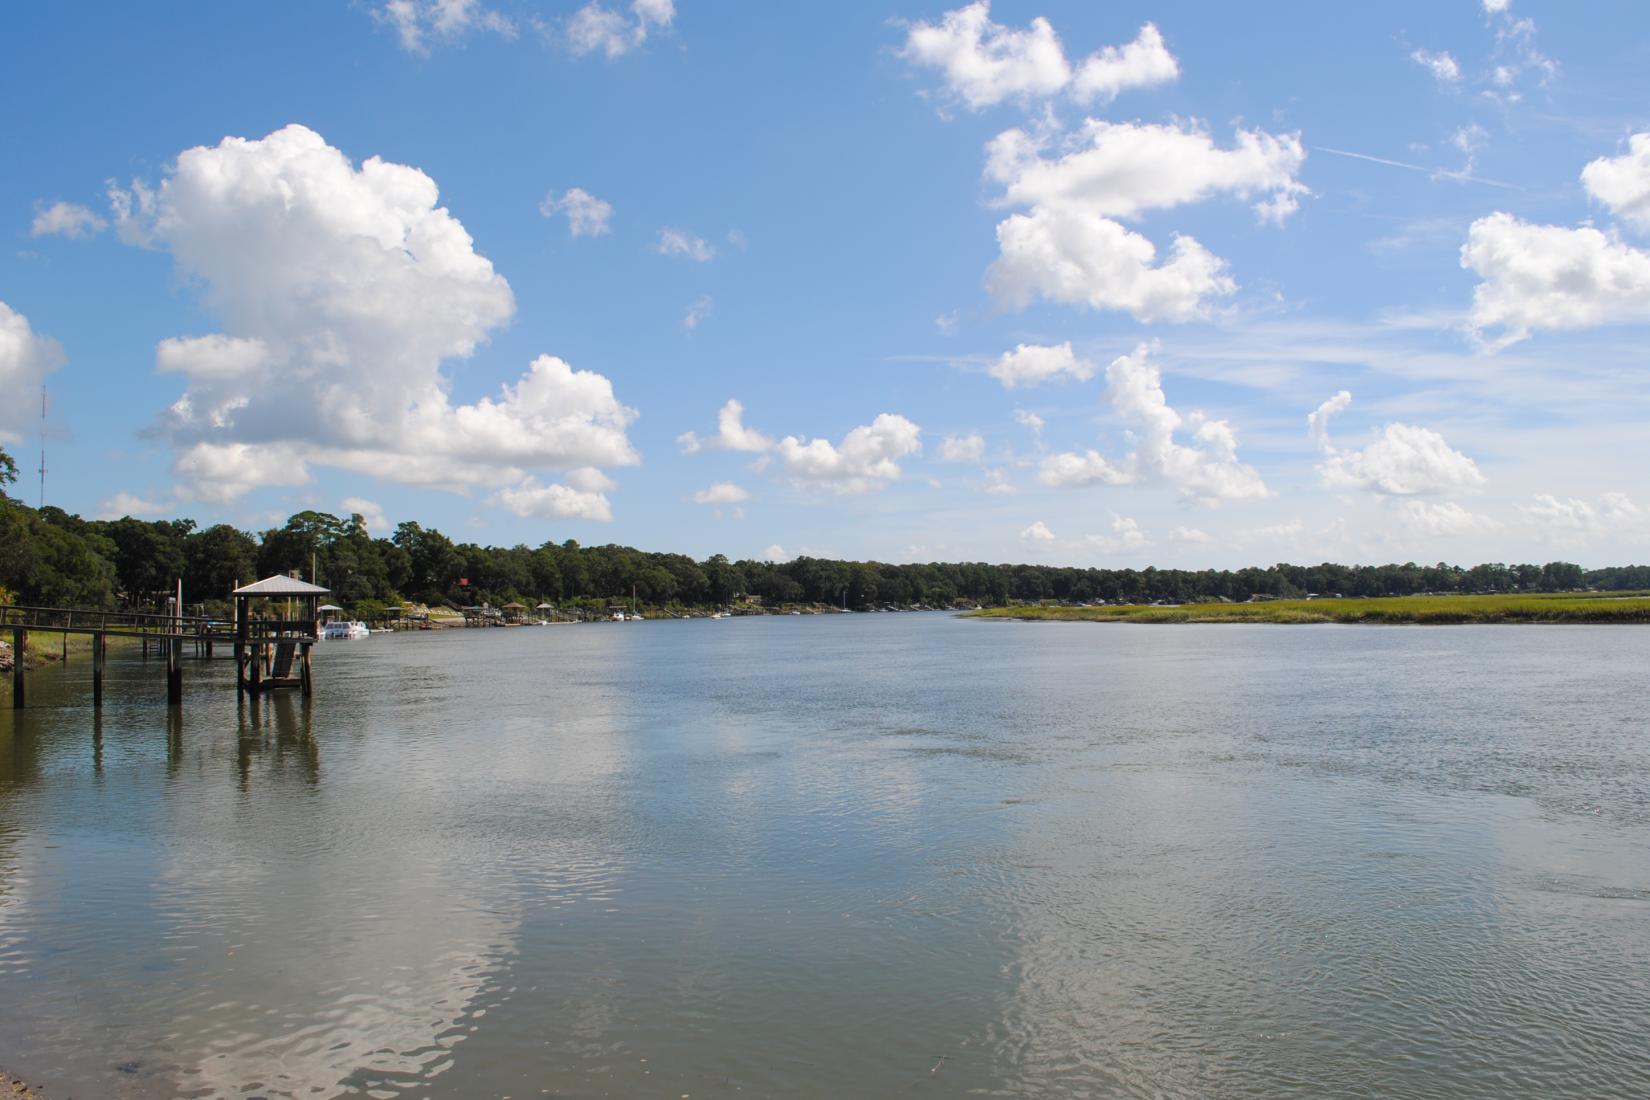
[2,615,1647,1098]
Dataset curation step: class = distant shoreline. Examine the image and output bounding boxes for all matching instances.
[964,592,1650,625]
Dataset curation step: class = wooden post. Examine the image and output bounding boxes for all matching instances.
[92,631,105,708]
[10,627,22,710]
[167,636,182,706]
[250,641,263,695]
[235,593,247,700]
[301,643,313,697]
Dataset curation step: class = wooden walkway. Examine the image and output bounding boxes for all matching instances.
[2,604,316,710]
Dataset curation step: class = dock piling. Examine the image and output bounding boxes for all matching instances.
[10,627,22,710]
[93,631,105,708]
[167,637,183,706]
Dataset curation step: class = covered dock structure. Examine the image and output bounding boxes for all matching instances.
[232,575,329,698]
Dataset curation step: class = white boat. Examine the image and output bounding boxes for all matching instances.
[323,620,371,640]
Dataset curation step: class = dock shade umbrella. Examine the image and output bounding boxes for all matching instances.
[502,602,527,610]
[231,576,330,639]
[536,603,554,609]
[317,604,344,611]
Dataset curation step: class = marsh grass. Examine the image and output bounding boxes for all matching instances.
[966,591,1650,625]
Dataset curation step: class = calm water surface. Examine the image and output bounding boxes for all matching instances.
[1,615,1647,1098]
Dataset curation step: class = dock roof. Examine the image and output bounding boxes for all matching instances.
[233,576,332,596]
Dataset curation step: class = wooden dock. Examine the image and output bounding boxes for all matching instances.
[3,575,329,710]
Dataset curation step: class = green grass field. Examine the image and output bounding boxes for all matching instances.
[965,591,1650,625]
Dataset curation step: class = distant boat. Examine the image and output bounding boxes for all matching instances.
[611,610,627,622]
[323,620,370,640]
[709,611,724,619]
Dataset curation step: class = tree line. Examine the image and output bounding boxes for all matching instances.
[0,447,1639,614]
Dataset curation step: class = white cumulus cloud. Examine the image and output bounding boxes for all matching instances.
[496,476,614,522]
[0,301,65,444]
[777,413,922,494]
[678,399,775,454]
[983,120,1306,321]
[31,201,107,239]
[1020,520,1056,545]
[110,124,638,505]
[1069,23,1179,106]
[1462,212,1650,348]
[987,341,1095,387]
[989,206,1233,322]
[899,3,1176,111]
[691,482,750,505]
[1310,391,1486,497]
[540,187,613,237]
[986,120,1309,223]
[172,441,311,504]
[1037,448,1131,488]
[1581,132,1650,233]
[1040,344,1266,503]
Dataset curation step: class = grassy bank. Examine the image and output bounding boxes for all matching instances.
[965,591,1650,625]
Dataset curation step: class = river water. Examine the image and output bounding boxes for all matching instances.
[1,614,1647,1098]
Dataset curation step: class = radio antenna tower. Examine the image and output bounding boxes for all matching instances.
[37,387,47,509]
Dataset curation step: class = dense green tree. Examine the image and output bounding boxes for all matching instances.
[0,471,1639,618]
[185,523,259,600]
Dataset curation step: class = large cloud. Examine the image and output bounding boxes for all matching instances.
[899,3,1176,111]
[0,301,65,444]
[988,208,1233,321]
[1038,344,1267,503]
[1462,212,1650,347]
[1463,134,1650,348]
[986,121,1308,223]
[985,121,1306,321]
[1583,132,1650,232]
[112,124,638,509]
[777,413,922,494]
[1310,391,1485,496]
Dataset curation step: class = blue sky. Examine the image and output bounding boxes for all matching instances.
[4,0,1649,567]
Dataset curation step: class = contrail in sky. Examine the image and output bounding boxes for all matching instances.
[1313,146,1519,189]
